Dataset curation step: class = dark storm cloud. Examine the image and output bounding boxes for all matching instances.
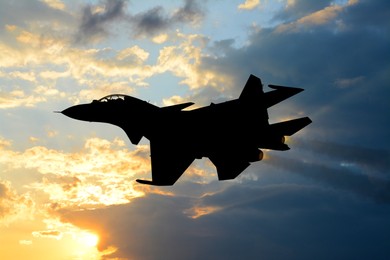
[76,0,127,43]
[62,185,390,260]
[265,153,390,203]
[293,139,390,174]
[342,0,390,32]
[130,0,204,37]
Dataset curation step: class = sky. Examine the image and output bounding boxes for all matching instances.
[0,0,389,259]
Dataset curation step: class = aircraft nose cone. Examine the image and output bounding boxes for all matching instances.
[61,106,78,118]
[60,104,93,121]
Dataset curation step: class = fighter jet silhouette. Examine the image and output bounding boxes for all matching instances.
[60,74,311,185]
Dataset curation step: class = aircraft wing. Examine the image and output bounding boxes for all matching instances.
[136,140,195,186]
[209,153,251,180]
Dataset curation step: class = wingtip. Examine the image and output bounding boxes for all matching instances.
[136,179,173,186]
[136,179,155,185]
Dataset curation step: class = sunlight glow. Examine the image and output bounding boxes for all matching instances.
[79,232,99,247]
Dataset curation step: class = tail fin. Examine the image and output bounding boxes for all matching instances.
[239,74,264,101]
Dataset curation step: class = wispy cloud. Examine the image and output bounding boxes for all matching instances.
[238,0,260,11]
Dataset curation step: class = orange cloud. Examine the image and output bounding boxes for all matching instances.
[184,205,222,219]
[276,0,359,33]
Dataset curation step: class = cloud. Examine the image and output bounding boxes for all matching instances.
[162,95,188,106]
[0,90,46,109]
[0,26,154,106]
[76,0,127,43]
[131,6,169,38]
[274,0,333,22]
[1,20,220,107]
[293,139,390,174]
[40,0,66,11]
[334,76,365,88]
[276,0,358,32]
[265,152,390,203]
[19,240,33,245]
[0,1,215,108]
[0,0,73,35]
[152,33,169,44]
[154,32,215,89]
[172,0,204,25]
[0,179,35,226]
[238,0,260,10]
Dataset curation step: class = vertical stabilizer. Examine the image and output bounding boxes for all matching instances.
[239,74,264,101]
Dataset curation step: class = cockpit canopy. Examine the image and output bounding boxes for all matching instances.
[97,94,129,102]
[92,94,149,107]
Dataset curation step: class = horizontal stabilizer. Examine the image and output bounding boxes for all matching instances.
[265,85,304,108]
[162,102,194,111]
[270,117,312,136]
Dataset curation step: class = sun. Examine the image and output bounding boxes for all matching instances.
[80,232,99,247]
